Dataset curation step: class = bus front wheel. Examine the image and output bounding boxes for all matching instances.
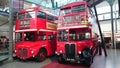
[36,49,47,62]
[57,55,65,63]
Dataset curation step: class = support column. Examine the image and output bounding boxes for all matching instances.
[93,6,107,56]
[51,0,55,8]
[118,0,120,16]
[106,0,115,49]
[110,5,115,48]
[114,4,117,49]
[8,0,13,61]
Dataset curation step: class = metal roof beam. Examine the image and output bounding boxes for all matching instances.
[84,0,105,7]
[51,0,55,8]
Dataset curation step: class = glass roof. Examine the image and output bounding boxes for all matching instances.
[24,0,81,9]
[25,0,51,8]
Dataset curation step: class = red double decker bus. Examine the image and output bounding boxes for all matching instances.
[14,7,57,61]
[55,1,98,66]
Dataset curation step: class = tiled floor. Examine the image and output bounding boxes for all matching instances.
[0,49,120,68]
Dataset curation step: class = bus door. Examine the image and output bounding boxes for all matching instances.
[38,32,47,46]
[47,32,56,54]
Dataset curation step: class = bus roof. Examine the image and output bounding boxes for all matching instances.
[18,6,57,17]
[43,11,57,17]
[61,1,87,9]
[18,6,40,14]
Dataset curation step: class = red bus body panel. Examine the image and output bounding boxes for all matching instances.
[56,1,98,63]
[15,6,57,60]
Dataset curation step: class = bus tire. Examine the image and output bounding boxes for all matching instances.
[57,55,65,63]
[36,49,47,62]
[82,50,93,67]
[84,56,93,67]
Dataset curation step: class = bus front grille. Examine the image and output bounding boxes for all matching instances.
[65,43,76,59]
[18,48,28,59]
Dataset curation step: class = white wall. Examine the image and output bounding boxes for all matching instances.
[100,19,120,33]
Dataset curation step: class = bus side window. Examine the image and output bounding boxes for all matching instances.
[42,34,46,40]
[48,35,55,40]
[16,33,22,42]
[37,11,46,19]
[18,13,25,19]
[47,15,54,21]
[26,11,35,18]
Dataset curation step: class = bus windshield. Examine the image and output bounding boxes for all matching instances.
[18,13,25,19]
[58,30,68,42]
[24,32,35,41]
[69,30,90,41]
[57,29,90,42]
[18,11,35,19]
[26,11,35,18]
[15,32,35,42]
[60,8,71,15]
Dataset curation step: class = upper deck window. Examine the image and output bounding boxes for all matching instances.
[26,11,35,18]
[18,13,25,19]
[47,15,54,21]
[72,4,85,13]
[60,8,71,15]
[18,11,35,19]
[37,11,46,19]
[63,16,74,22]
[47,15,58,21]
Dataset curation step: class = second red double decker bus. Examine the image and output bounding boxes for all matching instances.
[14,7,57,61]
[55,1,98,66]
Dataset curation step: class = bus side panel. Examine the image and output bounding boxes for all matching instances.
[15,20,20,30]
[30,18,37,29]
[46,33,56,56]
[37,18,46,29]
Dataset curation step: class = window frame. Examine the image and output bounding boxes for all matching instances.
[72,4,86,13]
[37,11,46,19]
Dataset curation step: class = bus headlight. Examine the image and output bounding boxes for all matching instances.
[31,50,34,54]
[55,51,60,55]
[15,50,17,53]
[78,51,81,54]
[59,50,62,53]
[55,51,58,54]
